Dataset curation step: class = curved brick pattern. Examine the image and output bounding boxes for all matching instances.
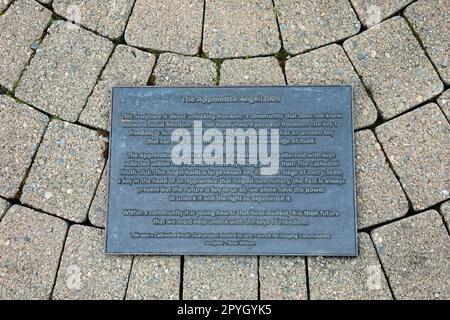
[125,0,203,55]
[153,54,216,85]
[274,0,360,55]
[441,201,450,227]
[203,0,280,58]
[21,121,106,223]
[355,130,408,229]
[260,257,307,300]
[79,45,155,130]
[350,0,415,28]
[53,0,135,40]
[183,256,258,299]
[0,0,51,91]
[16,21,114,122]
[220,57,285,85]
[437,90,450,120]
[88,162,108,228]
[0,0,12,12]
[0,95,48,199]
[0,205,68,299]
[0,198,10,220]
[126,256,180,300]
[404,0,449,85]
[376,104,450,210]
[344,17,443,119]
[309,233,392,300]
[372,210,450,299]
[285,44,377,129]
[53,225,132,300]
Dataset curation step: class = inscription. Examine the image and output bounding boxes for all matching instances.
[106,86,357,255]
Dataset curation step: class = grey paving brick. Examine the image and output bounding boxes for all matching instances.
[0,198,10,220]
[274,0,360,55]
[0,0,51,91]
[88,162,107,228]
[376,103,450,210]
[153,53,216,85]
[79,45,155,130]
[355,130,409,229]
[220,57,285,85]
[126,256,180,300]
[309,233,392,300]
[437,89,450,120]
[404,0,449,85]
[53,225,132,300]
[53,0,135,39]
[350,0,415,27]
[259,257,307,300]
[344,17,443,119]
[372,210,450,299]
[16,21,114,122]
[285,44,377,129]
[0,205,68,299]
[440,201,450,227]
[203,0,280,58]
[183,256,258,300]
[0,95,48,199]
[125,0,203,55]
[21,121,106,223]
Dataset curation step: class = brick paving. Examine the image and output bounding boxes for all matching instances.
[0,0,448,300]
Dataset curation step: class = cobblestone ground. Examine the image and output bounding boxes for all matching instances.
[0,0,449,300]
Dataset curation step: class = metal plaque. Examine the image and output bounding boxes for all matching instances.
[106,86,357,256]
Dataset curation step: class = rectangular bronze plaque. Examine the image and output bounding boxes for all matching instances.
[106,86,357,256]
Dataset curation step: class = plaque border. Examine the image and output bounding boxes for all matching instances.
[105,85,357,256]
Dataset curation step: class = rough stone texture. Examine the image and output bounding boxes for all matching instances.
[88,162,107,228]
[203,0,280,58]
[376,103,450,210]
[372,210,450,300]
[0,0,12,12]
[0,0,51,91]
[344,17,443,119]
[275,0,361,55]
[259,257,307,300]
[53,0,135,39]
[153,53,216,85]
[440,201,450,227]
[285,44,377,129]
[184,256,258,300]
[355,130,409,229]
[16,21,114,122]
[53,225,132,300]
[21,121,106,223]
[126,256,180,300]
[309,233,392,300]
[404,0,449,85]
[0,198,10,220]
[79,45,155,130]
[350,0,415,27]
[437,89,450,120]
[0,205,68,299]
[125,0,203,55]
[220,57,284,85]
[0,95,48,198]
